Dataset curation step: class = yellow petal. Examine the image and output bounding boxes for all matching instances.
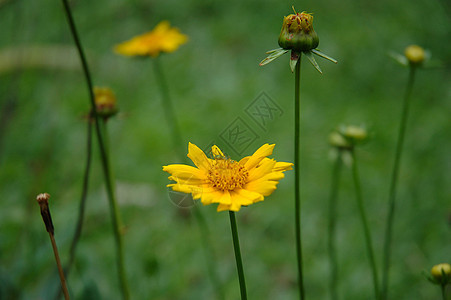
[187,142,211,171]
[244,144,275,170]
[247,158,277,181]
[217,190,232,205]
[200,189,223,205]
[211,145,224,157]
[163,164,205,179]
[245,180,279,196]
[273,161,294,172]
[167,183,193,194]
[233,189,263,205]
[216,203,231,212]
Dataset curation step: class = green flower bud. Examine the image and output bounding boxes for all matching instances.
[278,11,319,52]
[342,125,367,142]
[329,132,351,149]
[404,45,425,66]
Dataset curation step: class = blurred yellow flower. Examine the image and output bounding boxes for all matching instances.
[163,143,293,212]
[114,21,188,57]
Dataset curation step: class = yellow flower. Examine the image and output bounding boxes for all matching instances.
[114,21,188,57]
[163,143,293,212]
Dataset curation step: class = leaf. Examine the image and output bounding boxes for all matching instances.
[290,51,300,73]
[312,49,338,64]
[259,48,289,66]
[388,51,408,67]
[304,51,322,74]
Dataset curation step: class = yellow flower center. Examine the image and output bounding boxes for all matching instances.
[207,158,249,191]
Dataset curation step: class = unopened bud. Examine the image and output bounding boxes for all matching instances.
[93,87,118,119]
[404,45,425,66]
[278,11,319,52]
[36,193,54,234]
[431,263,451,285]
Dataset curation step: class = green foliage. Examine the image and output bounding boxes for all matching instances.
[0,0,450,299]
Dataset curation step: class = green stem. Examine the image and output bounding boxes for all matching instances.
[152,57,185,160]
[328,150,343,300]
[380,66,417,300]
[59,1,130,299]
[229,211,247,300]
[294,54,306,300]
[56,120,93,300]
[350,149,379,299]
[441,284,446,300]
[193,206,225,300]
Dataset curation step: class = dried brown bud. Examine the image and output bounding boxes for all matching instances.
[36,193,54,234]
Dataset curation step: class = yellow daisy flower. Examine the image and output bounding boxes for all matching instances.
[163,143,293,212]
[114,21,188,57]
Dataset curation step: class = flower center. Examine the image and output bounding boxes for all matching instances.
[207,158,249,191]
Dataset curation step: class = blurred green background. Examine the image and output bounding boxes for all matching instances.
[1,0,450,299]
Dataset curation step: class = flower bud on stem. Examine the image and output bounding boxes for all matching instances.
[36,193,70,300]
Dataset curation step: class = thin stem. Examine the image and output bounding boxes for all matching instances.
[59,1,130,299]
[101,120,129,299]
[380,66,417,300]
[49,233,70,300]
[328,150,343,300]
[152,57,185,160]
[229,211,247,300]
[56,120,93,300]
[294,54,305,300]
[350,149,379,299]
[441,284,447,300]
[66,120,93,272]
[193,206,225,300]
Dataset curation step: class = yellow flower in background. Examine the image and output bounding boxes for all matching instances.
[114,21,188,57]
[163,143,293,212]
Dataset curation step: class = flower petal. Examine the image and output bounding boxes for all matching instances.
[163,164,206,179]
[187,142,211,171]
[245,180,279,196]
[217,203,231,212]
[273,161,294,172]
[244,144,275,170]
[247,158,277,181]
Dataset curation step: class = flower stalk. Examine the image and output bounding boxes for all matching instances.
[294,56,306,300]
[64,119,93,277]
[327,150,343,300]
[59,1,130,298]
[229,211,247,300]
[381,57,419,300]
[36,193,70,300]
[350,149,379,299]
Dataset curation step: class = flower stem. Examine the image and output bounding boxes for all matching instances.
[56,120,93,300]
[380,66,417,300]
[350,149,379,299]
[49,233,70,300]
[59,1,130,299]
[328,150,343,300]
[152,57,185,160]
[294,54,306,300]
[229,211,247,300]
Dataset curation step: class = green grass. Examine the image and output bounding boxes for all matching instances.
[0,0,450,299]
